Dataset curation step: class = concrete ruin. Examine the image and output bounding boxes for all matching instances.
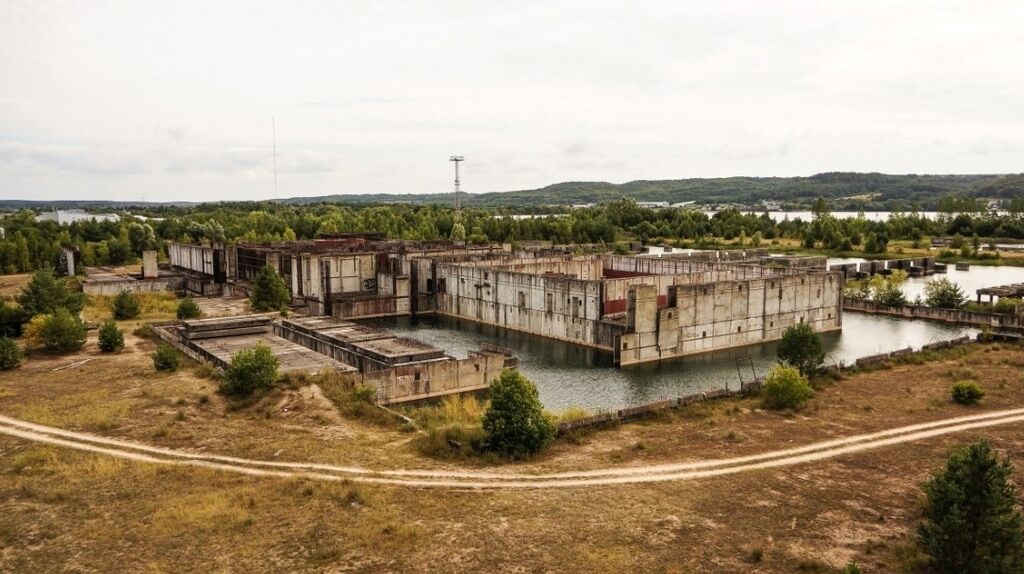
[430,253,843,366]
[167,237,843,367]
[154,313,517,405]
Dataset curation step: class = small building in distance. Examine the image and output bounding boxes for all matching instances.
[38,209,120,225]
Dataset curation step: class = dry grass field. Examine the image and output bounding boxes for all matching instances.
[2,310,1024,571]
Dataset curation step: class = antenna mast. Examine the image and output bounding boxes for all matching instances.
[272,117,278,195]
[449,155,464,217]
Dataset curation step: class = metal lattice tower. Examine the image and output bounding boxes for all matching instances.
[450,155,464,217]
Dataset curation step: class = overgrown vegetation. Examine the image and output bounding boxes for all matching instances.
[176,297,202,320]
[951,381,984,405]
[0,336,23,369]
[919,440,1024,573]
[111,290,141,320]
[17,268,84,317]
[777,323,824,376]
[34,309,87,353]
[97,319,124,353]
[249,265,289,312]
[219,343,279,397]
[482,370,555,458]
[761,364,814,410]
[152,342,180,372]
[924,277,968,309]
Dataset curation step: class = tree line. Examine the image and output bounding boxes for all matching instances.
[2,196,1024,274]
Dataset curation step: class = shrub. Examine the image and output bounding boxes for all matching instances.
[0,301,30,337]
[919,441,1024,573]
[249,265,290,312]
[482,370,555,457]
[152,342,180,372]
[951,381,984,405]
[761,364,813,410]
[97,320,124,353]
[39,309,87,353]
[219,343,279,397]
[18,268,84,316]
[777,323,825,376]
[175,297,202,320]
[924,277,967,309]
[0,337,23,370]
[352,384,376,404]
[111,290,141,320]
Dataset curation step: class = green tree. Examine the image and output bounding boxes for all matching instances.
[39,309,87,353]
[761,364,814,409]
[919,441,1024,573]
[176,297,202,320]
[97,319,124,352]
[152,342,180,371]
[924,277,967,309]
[0,337,23,370]
[482,370,554,457]
[449,222,467,241]
[249,265,290,312]
[111,290,141,320]
[220,343,280,397]
[777,323,824,376]
[18,269,84,316]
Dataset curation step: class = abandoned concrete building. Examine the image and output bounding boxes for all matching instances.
[167,237,843,368]
[430,253,843,366]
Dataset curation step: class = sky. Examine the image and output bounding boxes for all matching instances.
[1,1,1022,202]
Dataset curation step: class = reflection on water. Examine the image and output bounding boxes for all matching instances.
[365,313,976,412]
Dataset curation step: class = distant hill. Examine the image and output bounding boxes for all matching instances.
[2,172,1022,211]
[278,173,1024,209]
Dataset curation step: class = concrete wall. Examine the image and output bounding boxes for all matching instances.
[618,271,844,365]
[83,276,184,296]
[434,261,613,350]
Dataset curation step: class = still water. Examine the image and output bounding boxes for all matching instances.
[367,313,975,412]
[829,258,1024,302]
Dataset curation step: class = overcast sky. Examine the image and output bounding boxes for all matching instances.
[1,1,1022,202]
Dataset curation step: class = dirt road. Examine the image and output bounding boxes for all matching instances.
[2,409,1022,489]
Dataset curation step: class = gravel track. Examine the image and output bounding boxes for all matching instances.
[2,409,1021,489]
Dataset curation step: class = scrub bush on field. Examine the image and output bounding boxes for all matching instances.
[761,364,813,410]
[39,309,87,353]
[176,297,202,320]
[919,440,1024,573]
[482,370,555,457]
[0,337,23,370]
[111,290,141,320]
[951,381,984,405]
[152,342,180,372]
[97,320,124,353]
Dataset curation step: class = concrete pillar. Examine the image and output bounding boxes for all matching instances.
[142,250,158,278]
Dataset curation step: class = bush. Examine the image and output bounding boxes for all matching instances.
[152,342,180,372]
[0,301,29,338]
[919,441,1024,573]
[482,370,555,458]
[97,320,124,353]
[951,381,985,405]
[219,343,279,397]
[924,277,967,309]
[761,364,813,410]
[176,297,202,320]
[0,337,23,370]
[18,268,84,316]
[249,265,290,312]
[111,290,141,320]
[777,323,825,376]
[38,309,87,353]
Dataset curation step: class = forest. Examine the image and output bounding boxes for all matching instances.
[1,195,1024,275]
